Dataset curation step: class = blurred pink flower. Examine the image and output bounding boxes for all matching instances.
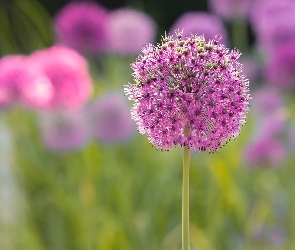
[169,12,228,45]
[29,45,93,110]
[40,110,90,152]
[265,43,295,88]
[250,0,295,54]
[0,55,26,108]
[107,8,157,55]
[0,55,53,109]
[259,111,287,139]
[54,1,108,54]
[208,0,253,21]
[89,92,136,143]
[239,56,259,84]
[244,137,286,167]
[252,87,283,114]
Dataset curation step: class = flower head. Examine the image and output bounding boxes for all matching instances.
[107,8,157,55]
[169,12,228,45]
[29,45,93,110]
[208,0,254,21]
[54,1,108,54]
[89,92,136,143]
[125,31,250,151]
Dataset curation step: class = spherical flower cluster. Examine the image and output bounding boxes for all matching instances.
[89,92,136,143]
[54,1,108,54]
[169,12,228,45]
[29,45,93,110]
[107,8,157,55]
[208,0,254,21]
[125,31,250,151]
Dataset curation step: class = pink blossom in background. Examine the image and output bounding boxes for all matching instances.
[0,55,53,109]
[258,111,287,140]
[40,110,90,152]
[0,55,26,108]
[29,45,93,110]
[54,1,108,54]
[244,137,286,167]
[265,43,295,88]
[239,56,259,84]
[250,0,295,54]
[259,16,295,55]
[89,92,136,143]
[169,12,228,45]
[125,32,250,151]
[208,0,253,21]
[107,8,157,55]
[252,87,283,114]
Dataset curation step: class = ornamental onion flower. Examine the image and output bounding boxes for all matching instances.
[125,31,250,152]
[54,1,108,54]
[107,8,157,55]
[125,30,250,250]
[28,45,93,110]
[169,12,228,45]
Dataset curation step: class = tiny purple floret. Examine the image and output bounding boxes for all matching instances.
[125,31,250,151]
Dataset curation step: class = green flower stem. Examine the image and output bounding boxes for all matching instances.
[232,19,248,53]
[182,125,190,250]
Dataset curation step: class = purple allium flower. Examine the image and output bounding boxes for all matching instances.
[244,137,286,167]
[40,110,90,152]
[0,55,53,109]
[208,0,253,21]
[107,8,157,55]
[54,1,108,54]
[169,12,228,45]
[29,45,93,110]
[125,31,250,151]
[265,43,295,88]
[89,92,136,143]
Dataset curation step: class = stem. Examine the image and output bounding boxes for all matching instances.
[182,125,190,250]
[231,19,248,53]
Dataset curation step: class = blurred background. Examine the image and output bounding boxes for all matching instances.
[1,0,295,249]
